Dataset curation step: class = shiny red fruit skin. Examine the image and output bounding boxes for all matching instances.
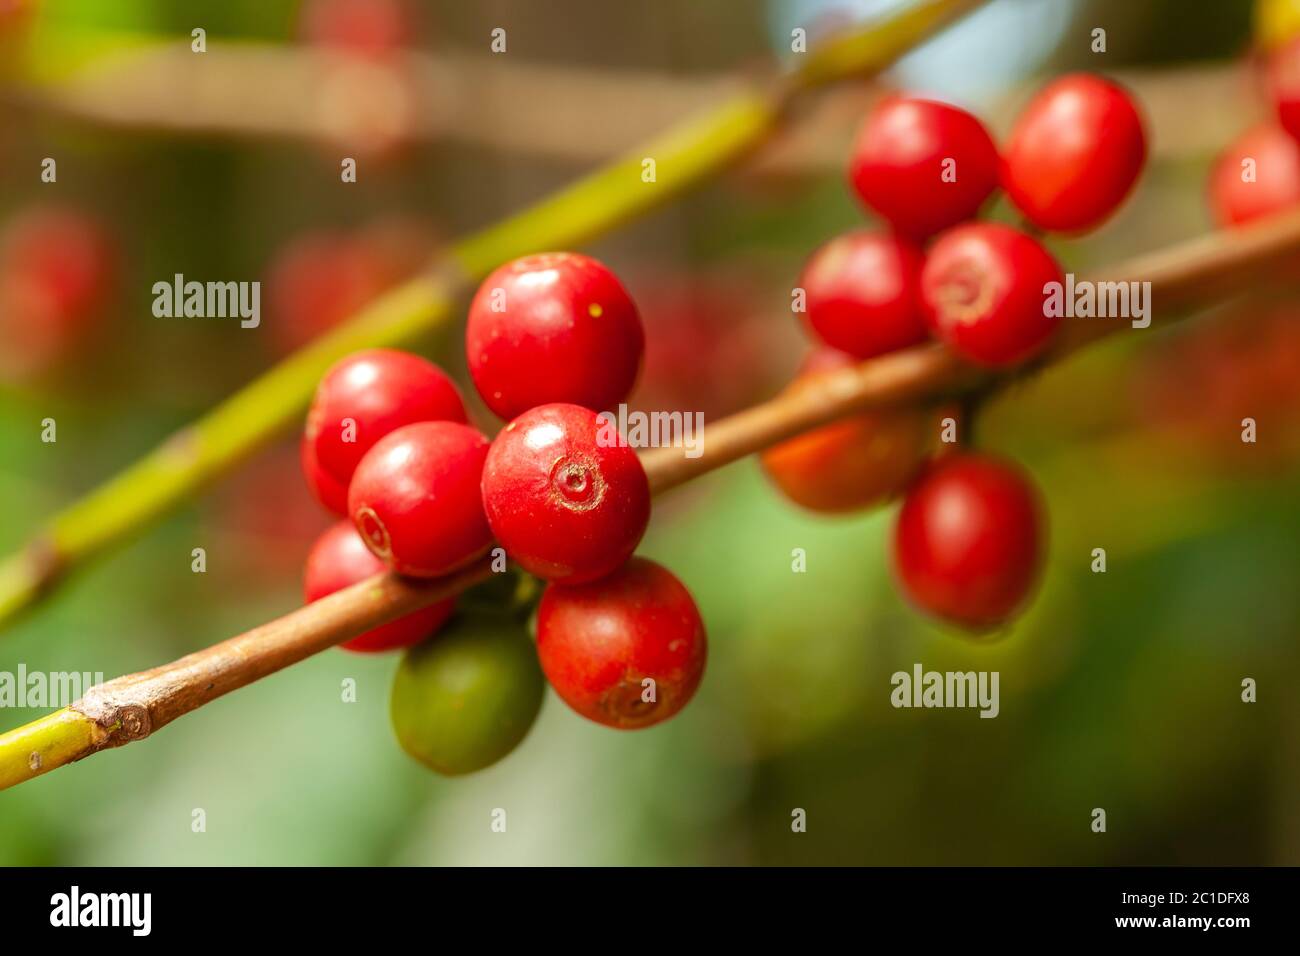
[920,223,1063,367]
[536,557,707,730]
[304,521,454,652]
[348,421,493,577]
[1002,73,1147,233]
[799,231,927,358]
[305,348,467,494]
[1208,124,1300,226]
[893,454,1044,630]
[482,403,650,584]
[848,96,1000,239]
[300,435,350,515]
[466,252,644,420]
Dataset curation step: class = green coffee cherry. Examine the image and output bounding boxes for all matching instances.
[390,613,544,776]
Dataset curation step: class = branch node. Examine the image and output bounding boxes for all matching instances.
[73,691,154,750]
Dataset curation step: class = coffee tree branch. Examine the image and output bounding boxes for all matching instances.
[4,209,1300,792]
[0,0,984,630]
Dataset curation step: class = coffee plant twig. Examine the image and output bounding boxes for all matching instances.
[0,0,984,630]
[4,209,1300,792]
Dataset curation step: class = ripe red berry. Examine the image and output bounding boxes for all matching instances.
[536,557,707,730]
[305,521,454,652]
[798,231,927,359]
[348,421,493,577]
[465,252,644,420]
[1002,73,1147,233]
[847,96,1000,239]
[761,348,931,513]
[1208,123,1300,226]
[304,348,466,502]
[482,403,650,584]
[0,206,114,380]
[920,223,1063,367]
[300,435,350,515]
[892,453,1045,630]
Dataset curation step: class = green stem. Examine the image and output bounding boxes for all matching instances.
[0,0,984,630]
[0,708,101,790]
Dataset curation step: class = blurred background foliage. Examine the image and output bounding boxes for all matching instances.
[1,0,1297,865]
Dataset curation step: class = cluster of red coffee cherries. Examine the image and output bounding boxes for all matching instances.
[300,253,705,774]
[764,73,1147,630]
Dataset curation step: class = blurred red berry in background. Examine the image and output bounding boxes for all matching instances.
[265,221,436,354]
[300,0,413,59]
[207,443,336,582]
[626,269,775,422]
[1135,304,1300,468]
[1208,123,1300,226]
[0,205,115,383]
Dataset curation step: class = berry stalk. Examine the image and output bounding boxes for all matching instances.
[0,0,984,631]
[5,211,1300,792]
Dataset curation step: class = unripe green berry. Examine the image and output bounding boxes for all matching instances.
[390,613,544,776]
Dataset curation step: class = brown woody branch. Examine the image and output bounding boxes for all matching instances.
[4,209,1300,790]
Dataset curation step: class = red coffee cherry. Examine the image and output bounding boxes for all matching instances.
[482,403,650,584]
[536,557,707,730]
[305,348,467,497]
[893,453,1045,630]
[847,96,1000,239]
[1002,73,1147,233]
[348,421,493,577]
[761,348,930,512]
[0,206,114,380]
[466,252,644,420]
[798,230,927,359]
[920,223,1063,367]
[1208,123,1300,226]
[304,521,454,652]
[300,435,350,515]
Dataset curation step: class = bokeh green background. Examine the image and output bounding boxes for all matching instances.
[1,0,1296,865]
